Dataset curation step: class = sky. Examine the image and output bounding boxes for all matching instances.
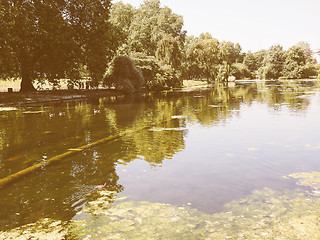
[114,0,320,53]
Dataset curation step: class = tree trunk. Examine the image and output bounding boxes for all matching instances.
[20,69,36,92]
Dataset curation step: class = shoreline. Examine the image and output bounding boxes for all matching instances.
[0,80,213,107]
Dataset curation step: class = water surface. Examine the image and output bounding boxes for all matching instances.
[0,79,320,230]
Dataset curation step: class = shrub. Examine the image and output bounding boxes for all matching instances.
[104,56,145,93]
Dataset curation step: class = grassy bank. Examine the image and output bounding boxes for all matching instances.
[0,80,211,106]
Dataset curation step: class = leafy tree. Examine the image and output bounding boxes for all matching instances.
[104,56,144,93]
[109,2,135,38]
[109,2,135,51]
[128,0,185,57]
[231,63,251,79]
[259,45,285,79]
[0,0,115,91]
[282,46,307,79]
[156,35,181,71]
[130,52,160,85]
[158,64,182,88]
[295,41,313,59]
[301,59,318,78]
[216,61,230,82]
[182,34,220,81]
[219,41,242,65]
[109,0,185,88]
[243,50,266,78]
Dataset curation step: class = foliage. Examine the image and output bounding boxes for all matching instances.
[0,0,115,91]
[256,44,318,80]
[219,41,243,65]
[109,0,185,88]
[182,33,245,82]
[295,41,313,59]
[1,0,318,93]
[282,46,306,79]
[216,62,231,82]
[109,2,136,39]
[156,35,182,71]
[258,45,285,79]
[158,64,182,88]
[243,50,266,78]
[130,52,160,83]
[104,56,145,93]
[128,0,186,57]
[182,34,220,81]
[231,63,251,79]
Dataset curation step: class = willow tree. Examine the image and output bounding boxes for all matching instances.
[104,56,145,93]
[182,33,220,81]
[0,0,114,92]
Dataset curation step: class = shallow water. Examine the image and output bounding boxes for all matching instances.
[0,79,320,230]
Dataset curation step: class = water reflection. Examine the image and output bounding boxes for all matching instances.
[0,79,320,230]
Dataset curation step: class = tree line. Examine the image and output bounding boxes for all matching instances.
[0,0,319,92]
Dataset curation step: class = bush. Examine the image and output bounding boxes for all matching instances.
[160,65,182,88]
[104,56,145,93]
[231,63,251,80]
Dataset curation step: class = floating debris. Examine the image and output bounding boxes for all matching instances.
[149,127,188,132]
[208,105,225,108]
[171,115,187,119]
[3,155,23,162]
[68,148,84,152]
[23,110,45,114]
[0,107,18,112]
[305,144,320,150]
[247,147,260,151]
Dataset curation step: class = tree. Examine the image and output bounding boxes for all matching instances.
[109,1,135,52]
[0,0,114,92]
[156,35,181,71]
[127,0,186,57]
[219,41,242,65]
[293,42,318,78]
[109,2,135,38]
[104,56,145,93]
[259,45,285,79]
[130,52,161,88]
[231,63,250,80]
[182,34,220,81]
[243,51,266,78]
[295,41,313,59]
[216,61,230,82]
[108,0,186,89]
[282,46,307,79]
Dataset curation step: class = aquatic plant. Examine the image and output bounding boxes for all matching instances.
[2,171,320,239]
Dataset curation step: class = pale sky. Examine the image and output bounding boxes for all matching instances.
[115,0,320,53]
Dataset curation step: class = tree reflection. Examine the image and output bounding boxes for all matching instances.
[0,79,319,230]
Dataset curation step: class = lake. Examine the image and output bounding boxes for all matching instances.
[0,79,320,233]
